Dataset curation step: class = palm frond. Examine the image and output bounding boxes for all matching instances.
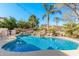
[49,10,61,14]
[49,5,54,10]
[42,3,49,11]
[42,14,47,19]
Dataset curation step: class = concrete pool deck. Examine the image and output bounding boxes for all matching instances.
[0,35,79,56]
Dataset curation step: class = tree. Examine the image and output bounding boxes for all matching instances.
[65,3,79,20]
[54,17,60,26]
[17,20,27,29]
[42,3,61,30]
[55,3,79,21]
[0,16,17,35]
[62,21,77,36]
[28,15,39,29]
[0,16,17,30]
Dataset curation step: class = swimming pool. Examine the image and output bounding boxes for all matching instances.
[2,35,79,52]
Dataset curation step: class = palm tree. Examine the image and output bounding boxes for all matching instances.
[42,3,61,30]
[54,17,60,26]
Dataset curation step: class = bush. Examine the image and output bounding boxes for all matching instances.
[48,28,57,35]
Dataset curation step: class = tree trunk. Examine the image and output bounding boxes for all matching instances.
[47,14,50,31]
[56,21,58,26]
[9,30,11,35]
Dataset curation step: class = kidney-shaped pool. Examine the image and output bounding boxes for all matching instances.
[2,35,79,52]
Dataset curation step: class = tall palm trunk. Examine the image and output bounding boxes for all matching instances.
[56,21,58,26]
[56,22,57,26]
[47,14,50,31]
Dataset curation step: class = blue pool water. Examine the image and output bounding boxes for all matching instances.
[2,35,79,52]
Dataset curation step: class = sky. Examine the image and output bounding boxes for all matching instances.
[0,3,71,26]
